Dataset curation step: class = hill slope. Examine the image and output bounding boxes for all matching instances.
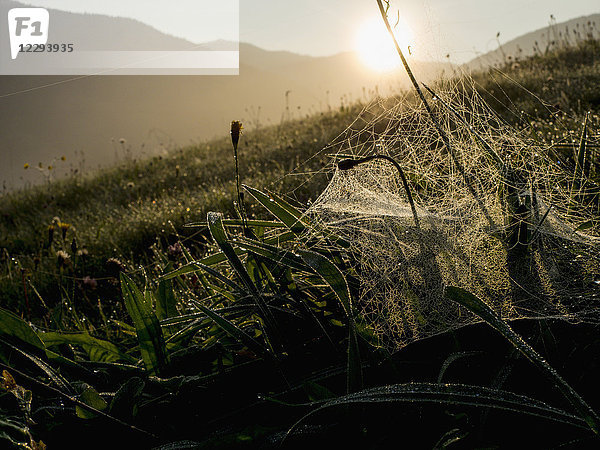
[0,1,449,190]
[1,37,599,311]
[465,13,600,70]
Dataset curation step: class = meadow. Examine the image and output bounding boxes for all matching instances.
[0,28,599,449]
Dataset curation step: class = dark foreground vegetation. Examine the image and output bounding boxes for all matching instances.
[0,37,599,449]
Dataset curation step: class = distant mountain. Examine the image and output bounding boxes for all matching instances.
[464,14,600,71]
[0,1,449,189]
[0,0,235,51]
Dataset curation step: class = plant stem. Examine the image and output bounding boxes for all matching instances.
[375,0,496,231]
[338,154,420,229]
[230,121,248,230]
[421,83,505,170]
[233,145,244,219]
[20,269,30,320]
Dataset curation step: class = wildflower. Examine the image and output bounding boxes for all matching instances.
[61,155,66,161]
[48,165,52,171]
[56,250,71,268]
[167,242,183,259]
[59,222,70,239]
[82,276,97,290]
[119,138,126,144]
[230,121,243,149]
[126,181,135,189]
[106,257,125,276]
[76,248,89,257]
[23,163,29,169]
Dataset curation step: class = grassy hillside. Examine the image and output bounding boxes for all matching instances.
[0,37,599,449]
[474,37,600,118]
[0,104,362,310]
[465,13,600,71]
[1,37,599,312]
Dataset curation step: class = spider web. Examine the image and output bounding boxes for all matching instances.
[288,75,600,351]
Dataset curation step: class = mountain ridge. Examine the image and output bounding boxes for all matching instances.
[464,13,600,70]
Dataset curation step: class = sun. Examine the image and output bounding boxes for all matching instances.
[355,16,413,72]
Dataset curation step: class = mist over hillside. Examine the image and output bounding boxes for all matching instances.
[3,2,595,190]
[0,1,452,190]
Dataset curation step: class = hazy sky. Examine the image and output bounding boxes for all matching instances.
[15,0,600,63]
[16,0,240,42]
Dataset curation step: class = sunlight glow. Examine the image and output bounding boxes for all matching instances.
[355,16,413,72]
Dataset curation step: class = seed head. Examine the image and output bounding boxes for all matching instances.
[338,159,361,171]
[230,121,243,149]
[56,250,71,268]
[106,257,125,276]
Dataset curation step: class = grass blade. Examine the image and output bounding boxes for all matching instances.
[207,212,265,297]
[76,385,109,419]
[184,219,286,229]
[0,336,73,394]
[207,212,280,351]
[120,273,169,376]
[40,332,134,364]
[0,308,75,392]
[346,324,362,394]
[0,307,45,351]
[297,249,361,392]
[237,238,309,273]
[193,230,297,267]
[298,250,352,316]
[156,279,178,321]
[445,286,600,434]
[161,262,243,293]
[196,304,269,359]
[244,185,351,249]
[285,382,589,440]
[575,112,589,181]
[243,185,307,233]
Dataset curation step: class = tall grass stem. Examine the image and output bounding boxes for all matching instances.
[376,0,496,230]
